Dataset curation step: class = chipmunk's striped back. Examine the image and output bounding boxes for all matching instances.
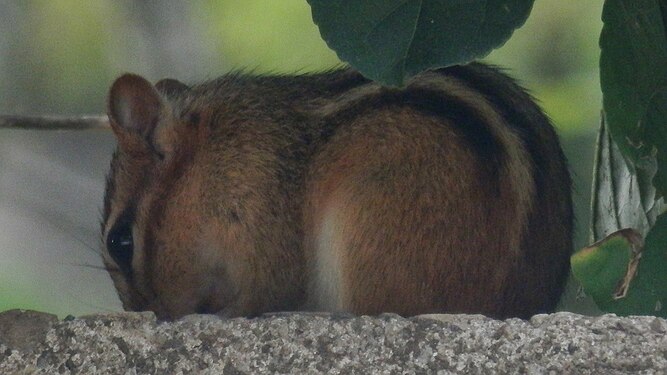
[102,63,572,320]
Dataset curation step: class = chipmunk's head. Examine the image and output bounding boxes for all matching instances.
[102,74,238,320]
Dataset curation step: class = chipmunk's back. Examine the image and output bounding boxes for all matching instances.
[102,63,572,320]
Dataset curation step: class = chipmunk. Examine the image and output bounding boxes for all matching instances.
[101,63,572,321]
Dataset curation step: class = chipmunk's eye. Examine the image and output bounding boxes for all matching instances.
[107,217,134,276]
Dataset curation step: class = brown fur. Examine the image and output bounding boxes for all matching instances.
[101,63,572,320]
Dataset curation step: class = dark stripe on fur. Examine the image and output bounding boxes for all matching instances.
[443,63,564,193]
[316,86,505,193]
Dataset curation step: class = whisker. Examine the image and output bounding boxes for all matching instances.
[75,237,103,256]
[59,227,103,257]
[69,260,122,276]
[70,263,109,272]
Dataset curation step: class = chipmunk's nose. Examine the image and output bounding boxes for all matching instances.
[142,296,194,322]
[143,300,172,321]
[194,298,216,315]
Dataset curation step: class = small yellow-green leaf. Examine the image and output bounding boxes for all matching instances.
[571,229,640,306]
[573,215,667,317]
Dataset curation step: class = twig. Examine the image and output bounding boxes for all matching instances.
[0,115,109,130]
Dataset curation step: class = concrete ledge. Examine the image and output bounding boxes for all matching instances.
[1,309,666,374]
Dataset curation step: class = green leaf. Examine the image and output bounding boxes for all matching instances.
[307,0,535,86]
[587,0,667,317]
[642,88,667,197]
[600,0,667,195]
[571,229,639,308]
[572,215,667,317]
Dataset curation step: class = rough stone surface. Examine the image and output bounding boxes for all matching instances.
[1,310,667,374]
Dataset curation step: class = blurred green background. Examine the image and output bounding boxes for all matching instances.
[0,1,602,317]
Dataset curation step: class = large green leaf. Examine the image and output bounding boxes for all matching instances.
[579,0,667,317]
[307,0,535,86]
[600,0,667,196]
[642,88,667,197]
[578,95,667,317]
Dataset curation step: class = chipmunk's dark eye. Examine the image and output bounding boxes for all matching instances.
[107,217,134,276]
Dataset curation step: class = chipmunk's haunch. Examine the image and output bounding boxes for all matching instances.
[102,63,572,321]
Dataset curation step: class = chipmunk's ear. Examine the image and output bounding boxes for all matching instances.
[108,74,162,139]
[155,78,189,99]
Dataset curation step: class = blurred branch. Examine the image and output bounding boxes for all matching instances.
[0,115,108,130]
